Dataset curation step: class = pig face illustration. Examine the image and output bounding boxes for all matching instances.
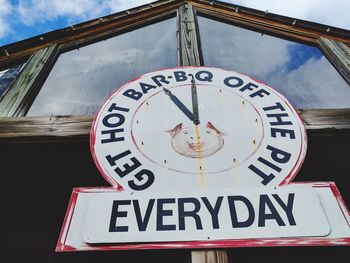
[167,122,225,158]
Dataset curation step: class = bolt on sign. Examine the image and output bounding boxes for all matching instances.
[56,67,350,252]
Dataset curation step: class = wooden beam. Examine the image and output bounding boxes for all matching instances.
[191,250,229,263]
[178,3,202,66]
[300,108,350,125]
[1,109,350,143]
[300,108,350,136]
[0,44,58,117]
[0,115,92,142]
[318,37,350,85]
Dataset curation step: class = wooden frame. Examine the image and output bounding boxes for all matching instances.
[0,0,349,137]
[190,1,350,85]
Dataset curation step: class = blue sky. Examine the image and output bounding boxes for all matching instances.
[1,0,349,47]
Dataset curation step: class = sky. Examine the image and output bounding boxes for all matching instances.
[0,0,349,47]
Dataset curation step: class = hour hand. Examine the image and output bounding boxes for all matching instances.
[191,75,200,125]
[163,87,196,122]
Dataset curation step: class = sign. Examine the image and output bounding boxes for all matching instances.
[90,67,307,191]
[83,185,329,244]
[56,182,350,251]
[57,67,350,252]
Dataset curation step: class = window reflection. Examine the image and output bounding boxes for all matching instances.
[27,18,177,116]
[0,64,26,99]
[198,16,350,109]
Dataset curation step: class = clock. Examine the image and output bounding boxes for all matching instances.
[91,67,307,192]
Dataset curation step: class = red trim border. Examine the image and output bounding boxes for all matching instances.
[56,182,350,252]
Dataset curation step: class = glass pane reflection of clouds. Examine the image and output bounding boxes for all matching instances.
[198,16,350,109]
[27,18,177,116]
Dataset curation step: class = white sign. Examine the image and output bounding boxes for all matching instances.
[91,67,307,191]
[56,182,350,251]
[82,185,329,244]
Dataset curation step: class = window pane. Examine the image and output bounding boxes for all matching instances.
[198,16,350,109]
[27,18,177,116]
[0,63,26,99]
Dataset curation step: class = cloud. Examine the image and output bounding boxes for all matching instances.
[16,0,106,26]
[15,0,154,27]
[0,0,12,38]
[102,0,154,13]
[227,0,350,29]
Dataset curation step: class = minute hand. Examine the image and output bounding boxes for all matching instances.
[163,87,196,122]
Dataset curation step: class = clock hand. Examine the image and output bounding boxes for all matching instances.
[163,87,196,122]
[191,75,200,125]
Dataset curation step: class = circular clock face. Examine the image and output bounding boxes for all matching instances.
[91,67,307,192]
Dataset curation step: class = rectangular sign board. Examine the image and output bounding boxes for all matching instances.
[56,182,350,252]
[82,185,329,243]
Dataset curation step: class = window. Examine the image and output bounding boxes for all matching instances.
[27,18,177,116]
[198,16,350,109]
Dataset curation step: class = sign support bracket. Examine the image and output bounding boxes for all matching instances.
[191,250,229,263]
